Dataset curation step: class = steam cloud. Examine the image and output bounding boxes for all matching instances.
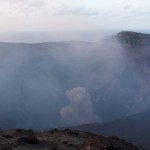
[60,87,99,125]
[0,33,150,129]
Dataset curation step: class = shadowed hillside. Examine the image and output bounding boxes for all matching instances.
[70,110,150,149]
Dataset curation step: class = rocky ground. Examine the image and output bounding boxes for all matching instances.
[0,128,145,150]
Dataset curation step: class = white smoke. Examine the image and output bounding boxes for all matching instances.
[60,87,99,125]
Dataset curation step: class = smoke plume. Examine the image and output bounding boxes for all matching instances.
[60,87,99,125]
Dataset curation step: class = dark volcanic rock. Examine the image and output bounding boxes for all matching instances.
[63,128,74,134]
[48,128,58,134]
[18,135,38,144]
[15,129,39,144]
[15,129,34,135]
[2,134,14,139]
[0,145,13,150]
[0,129,143,150]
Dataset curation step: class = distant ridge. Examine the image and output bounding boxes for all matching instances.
[117,31,150,47]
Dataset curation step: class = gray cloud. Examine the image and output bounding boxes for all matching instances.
[60,87,99,125]
[1,0,46,15]
[141,11,150,15]
[5,0,45,8]
[123,5,131,10]
[56,7,99,16]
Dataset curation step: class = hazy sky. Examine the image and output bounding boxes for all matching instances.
[0,0,150,32]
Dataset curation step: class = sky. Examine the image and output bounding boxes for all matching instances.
[0,0,150,32]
